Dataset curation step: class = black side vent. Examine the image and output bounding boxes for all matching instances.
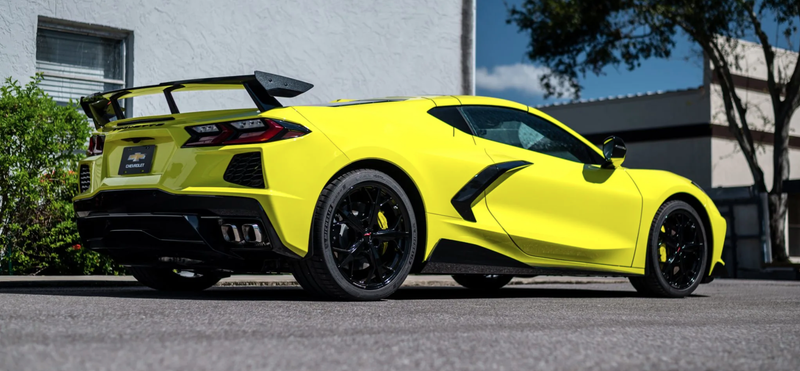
[79,164,91,193]
[224,153,265,188]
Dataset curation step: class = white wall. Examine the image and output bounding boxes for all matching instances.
[709,85,800,135]
[712,36,797,83]
[711,137,800,188]
[705,38,800,188]
[0,0,470,116]
[707,37,800,134]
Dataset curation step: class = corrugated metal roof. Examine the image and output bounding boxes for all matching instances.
[535,86,703,109]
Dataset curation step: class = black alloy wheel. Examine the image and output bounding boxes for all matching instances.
[657,210,705,289]
[330,183,411,289]
[629,200,708,298]
[292,169,417,300]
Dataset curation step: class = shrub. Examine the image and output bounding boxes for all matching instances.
[0,75,122,275]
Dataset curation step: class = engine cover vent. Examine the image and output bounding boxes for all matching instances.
[79,164,91,193]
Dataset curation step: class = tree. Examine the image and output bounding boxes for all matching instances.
[507,0,800,262]
[0,75,121,274]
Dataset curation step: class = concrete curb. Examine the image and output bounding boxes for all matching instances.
[0,279,142,288]
[0,275,628,289]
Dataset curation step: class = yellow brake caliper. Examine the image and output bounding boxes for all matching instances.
[377,211,389,253]
[659,225,667,263]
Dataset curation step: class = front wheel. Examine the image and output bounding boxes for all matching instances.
[129,267,221,291]
[291,169,418,300]
[629,200,708,298]
[452,274,514,290]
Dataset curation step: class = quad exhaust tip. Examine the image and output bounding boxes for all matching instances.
[221,223,263,244]
[242,224,263,243]
[221,224,243,243]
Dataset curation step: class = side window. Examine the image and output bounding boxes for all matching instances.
[460,106,604,164]
[427,106,473,134]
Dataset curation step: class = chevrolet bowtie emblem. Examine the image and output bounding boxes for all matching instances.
[128,152,146,162]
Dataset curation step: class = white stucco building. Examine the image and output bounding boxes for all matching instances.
[1,0,475,116]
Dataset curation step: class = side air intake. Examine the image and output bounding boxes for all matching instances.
[223,152,265,188]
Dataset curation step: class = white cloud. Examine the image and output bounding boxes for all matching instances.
[476,63,572,97]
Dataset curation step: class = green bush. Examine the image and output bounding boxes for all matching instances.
[0,75,122,275]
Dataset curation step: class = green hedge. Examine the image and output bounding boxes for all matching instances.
[0,75,122,275]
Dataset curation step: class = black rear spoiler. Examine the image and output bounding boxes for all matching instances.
[79,71,313,129]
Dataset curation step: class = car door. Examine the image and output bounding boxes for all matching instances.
[459,105,643,267]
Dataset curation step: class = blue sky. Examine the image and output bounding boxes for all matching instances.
[476,0,796,106]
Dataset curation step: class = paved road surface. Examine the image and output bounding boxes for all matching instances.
[1,279,798,371]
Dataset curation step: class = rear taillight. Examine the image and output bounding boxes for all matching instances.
[87,134,105,156]
[183,119,310,147]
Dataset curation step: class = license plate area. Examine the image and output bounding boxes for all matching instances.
[118,145,156,175]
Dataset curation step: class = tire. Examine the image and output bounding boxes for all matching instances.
[452,274,514,290]
[129,267,221,291]
[291,169,418,300]
[630,200,708,298]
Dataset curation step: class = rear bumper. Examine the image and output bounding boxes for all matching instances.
[74,189,300,271]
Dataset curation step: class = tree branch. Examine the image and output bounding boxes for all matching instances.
[675,20,767,191]
[781,44,800,115]
[707,47,768,191]
[707,39,760,154]
[742,1,780,104]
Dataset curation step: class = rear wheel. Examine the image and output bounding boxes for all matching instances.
[452,274,514,290]
[129,267,221,291]
[291,169,417,300]
[629,200,708,298]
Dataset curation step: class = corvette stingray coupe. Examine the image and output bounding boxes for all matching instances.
[75,71,726,300]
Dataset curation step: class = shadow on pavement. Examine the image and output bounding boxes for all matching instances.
[0,284,699,301]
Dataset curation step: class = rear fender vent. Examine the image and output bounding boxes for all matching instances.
[223,152,265,188]
[79,164,91,193]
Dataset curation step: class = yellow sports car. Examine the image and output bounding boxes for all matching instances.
[75,71,726,300]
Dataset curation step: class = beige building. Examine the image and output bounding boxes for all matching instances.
[538,39,800,277]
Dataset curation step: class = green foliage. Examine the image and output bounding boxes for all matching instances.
[506,0,798,99]
[0,75,122,275]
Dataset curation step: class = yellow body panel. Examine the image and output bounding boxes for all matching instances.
[477,137,643,267]
[75,94,724,276]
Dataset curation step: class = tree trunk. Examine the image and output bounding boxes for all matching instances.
[769,107,793,263]
[768,192,790,263]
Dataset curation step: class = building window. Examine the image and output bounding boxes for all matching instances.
[35,19,129,108]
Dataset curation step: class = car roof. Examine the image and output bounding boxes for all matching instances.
[314,95,525,109]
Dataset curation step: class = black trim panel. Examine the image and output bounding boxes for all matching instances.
[420,239,637,277]
[163,85,182,114]
[451,161,531,222]
[421,239,534,274]
[114,117,174,127]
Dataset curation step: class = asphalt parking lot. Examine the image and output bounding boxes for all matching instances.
[1,279,799,371]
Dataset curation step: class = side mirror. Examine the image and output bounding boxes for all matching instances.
[602,136,626,168]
